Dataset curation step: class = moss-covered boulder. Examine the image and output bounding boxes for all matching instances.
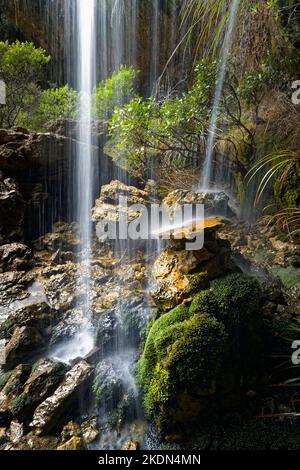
[138,273,266,435]
[137,302,227,432]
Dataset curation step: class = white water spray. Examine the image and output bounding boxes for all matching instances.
[200,0,239,190]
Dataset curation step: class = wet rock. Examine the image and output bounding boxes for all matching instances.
[50,307,85,346]
[122,440,140,450]
[5,327,45,370]
[163,189,235,218]
[92,180,153,236]
[0,178,25,243]
[0,271,34,307]
[40,264,79,311]
[35,222,80,252]
[0,243,33,273]
[0,364,32,425]
[0,302,56,341]
[151,226,231,310]
[7,432,58,450]
[23,359,67,405]
[30,360,94,435]
[8,421,23,444]
[57,436,86,450]
[60,421,81,443]
[81,417,99,444]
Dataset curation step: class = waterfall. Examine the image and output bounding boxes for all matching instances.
[51,0,96,363]
[200,0,240,191]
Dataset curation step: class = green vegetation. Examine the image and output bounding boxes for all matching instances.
[9,392,32,418]
[0,371,12,391]
[138,273,263,431]
[0,41,50,127]
[108,60,217,181]
[19,85,78,131]
[94,65,138,120]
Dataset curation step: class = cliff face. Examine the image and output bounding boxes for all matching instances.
[1,0,186,91]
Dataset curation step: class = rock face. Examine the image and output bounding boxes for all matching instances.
[23,359,67,405]
[30,360,94,435]
[0,243,33,273]
[0,179,25,243]
[151,220,232,311]
[92,180,152,230]
[0,302,55,341]
[163,189,235,218]
[5,326,45,371]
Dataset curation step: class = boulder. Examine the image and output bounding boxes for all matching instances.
[40,264,80,311]
[60,421,81,443]
[4,327,45,370]
[92,180,154,240]
[151,220,232,310]
[0,364,32,425]
[122,440,140,450]
[163,189,235,218]
[30,360,94,435]
[34,222,80,252]
[0,302,56,341]
[23,359,67,405]
[81,418,99,444]
[0,243,33,273]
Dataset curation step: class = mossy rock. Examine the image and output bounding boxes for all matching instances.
[138,273,266,433]
[137,308,226,431]
[8,392,32,419]
[0,372,12,392]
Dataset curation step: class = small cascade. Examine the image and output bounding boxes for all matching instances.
[200,0,240,191]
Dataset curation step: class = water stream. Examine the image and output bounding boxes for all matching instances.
[200,0,240,191]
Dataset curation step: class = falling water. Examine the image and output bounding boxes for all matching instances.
[200,0,240,190]
[51,0,96,363]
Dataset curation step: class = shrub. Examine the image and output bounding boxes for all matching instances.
[94,65,138,120]
[0,40,50,127]
[20,85,78,131]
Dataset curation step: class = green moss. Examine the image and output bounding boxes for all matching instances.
[186,272,210,294]
[189,290,219,316]
[4,377,22,396]
[211,273,261,325]
[0,372,12,391]
[138,311,226,429]
[9,393,32,418]
[138,273,265,431]
[271,266,300,288]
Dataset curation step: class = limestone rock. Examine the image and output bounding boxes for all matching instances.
[92,180,153,233]
[0,243,33,273]
[60,421,81,443]
[5,327,45,370]
[23,359,67,405]
[30,360,94,434]
[0,178,24,243]
[0,271,34,308]
[57,436,86,450]
[122,440,140,450]
[81,418,99,444]
[163,189,234,218]
[0,302,55,341]
[35,222,80,252]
